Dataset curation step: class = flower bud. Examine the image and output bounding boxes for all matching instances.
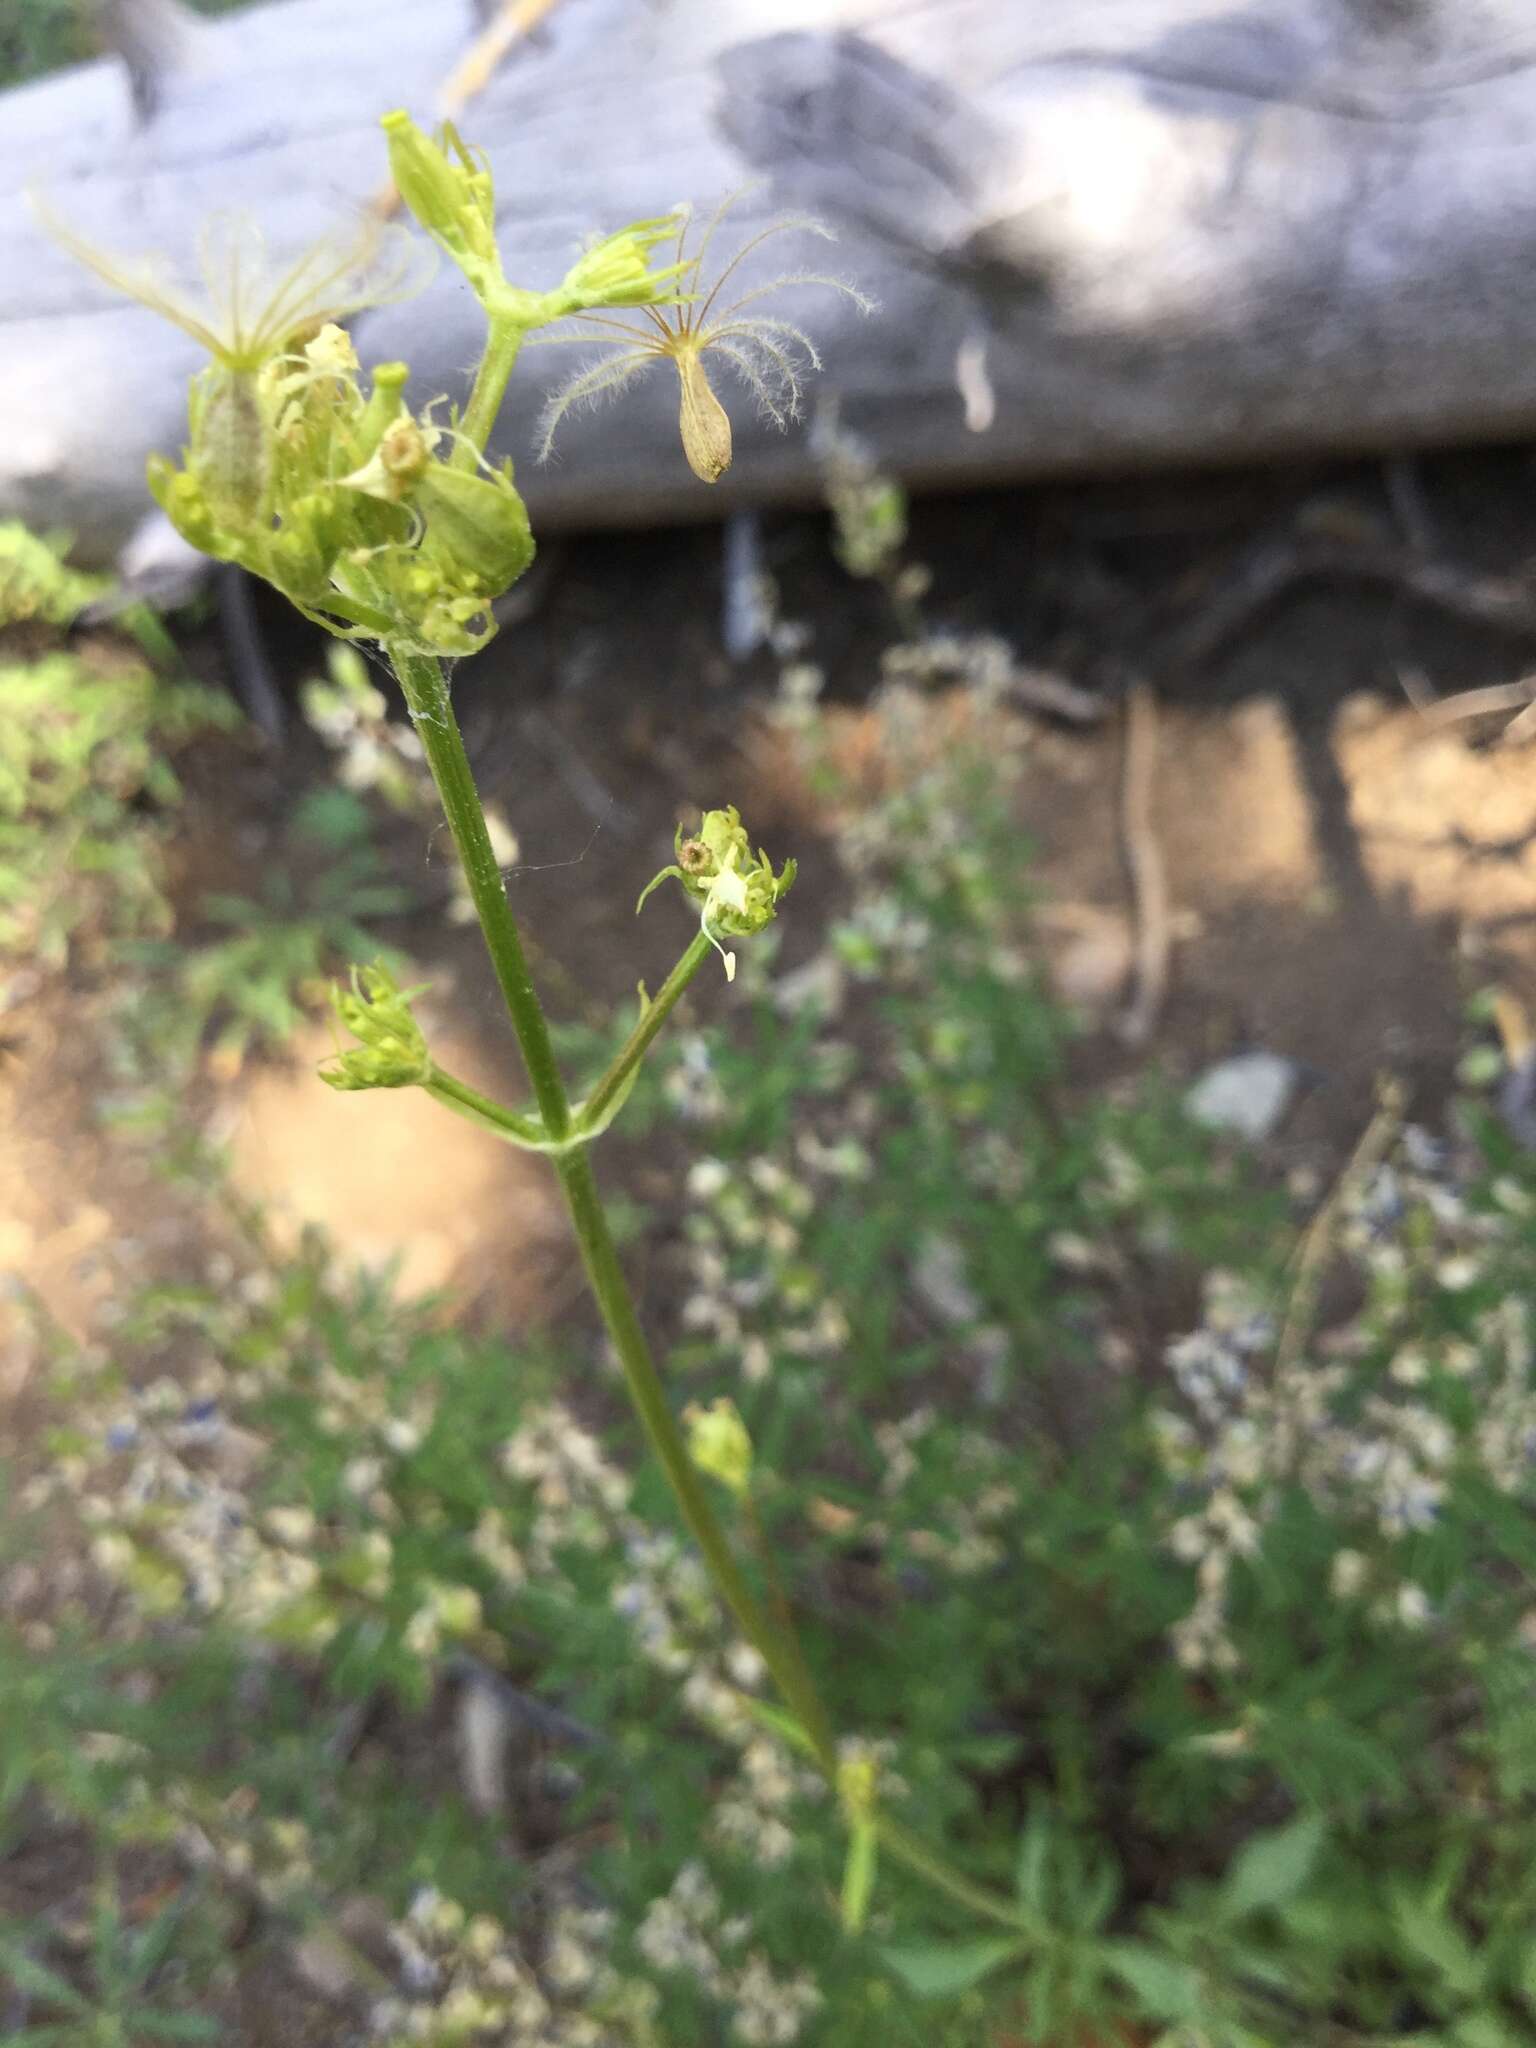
[684,1398,753,1501]
[836,1756,880,1933]
[147,458,221,557]
[322,961,432,1091]
[837,1753,879,1823]
[381,111,510,308]
[552,215,693,314]
[352,360,412,450]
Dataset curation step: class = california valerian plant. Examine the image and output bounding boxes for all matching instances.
[43,113,993,1946]
[39,113,1536,2048]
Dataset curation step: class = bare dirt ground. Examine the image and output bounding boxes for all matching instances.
[3,443,1535,1361]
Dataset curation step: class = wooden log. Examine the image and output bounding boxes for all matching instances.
[4,0,1536,572]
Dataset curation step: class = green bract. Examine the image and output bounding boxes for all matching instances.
[637,806,797,981]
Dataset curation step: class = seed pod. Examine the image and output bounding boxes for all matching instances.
[675,349,732,484]
[190,365,270,529]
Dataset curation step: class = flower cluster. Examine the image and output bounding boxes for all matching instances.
[1153,1137,1536,1670]
[16,1268,491,1672]
[152,321,534,658]
[635,1863,823,2045]
[639,806,796,981]
[677,1131,1020,1584]
[502,1400,763,1737]
[370,1887,645,2047]
[681,1153,851,1386]
[709,1736,821,1869]
[383,114,690,328]
[44,115,698,657]
[172,1794,321,1915]
[322,961,434,1092]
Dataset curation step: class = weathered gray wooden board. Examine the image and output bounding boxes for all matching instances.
[5,0,1536,571]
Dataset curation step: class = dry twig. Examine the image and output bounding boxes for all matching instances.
[1116,678,1170,1046]
[1177,530,1536,669]
[1273,1078,1403,1384]
[1403,674,1536,733]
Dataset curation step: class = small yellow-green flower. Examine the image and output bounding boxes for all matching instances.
[684,1397,753,1501]
[637,806,796,980]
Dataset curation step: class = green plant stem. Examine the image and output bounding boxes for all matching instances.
[874,1814,1034,1935]
[395,637,1027,1934]
[389,647,570,1141]
[424,1065,544,1146]
[742,1493,821,1721]
[578,930,712,1132]
[458,311,525,463]
[555,1145,839,1777]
